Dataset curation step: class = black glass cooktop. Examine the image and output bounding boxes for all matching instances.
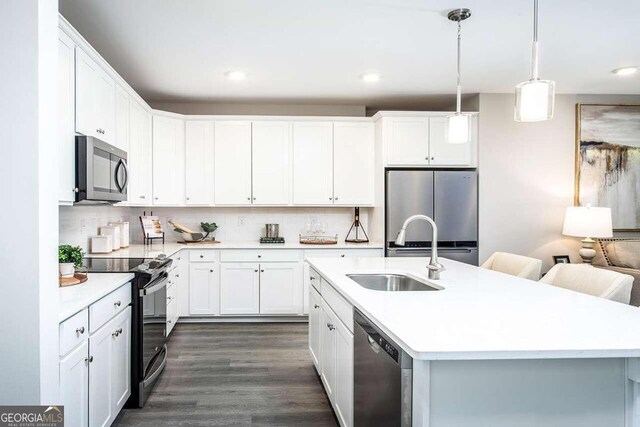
[83,257,150,273]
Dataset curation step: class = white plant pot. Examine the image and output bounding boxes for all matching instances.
[59,263,75,278]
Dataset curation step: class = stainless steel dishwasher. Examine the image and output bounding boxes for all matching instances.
[354,309,413,427]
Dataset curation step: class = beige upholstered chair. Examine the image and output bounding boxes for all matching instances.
[540,264,634,304]
[481,252,543,281]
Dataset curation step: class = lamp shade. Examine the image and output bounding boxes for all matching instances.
[514,79,555,122]
[446,113,470,144]
[562,206,613,238]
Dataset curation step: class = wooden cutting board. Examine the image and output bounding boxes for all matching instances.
[59,273,89,287]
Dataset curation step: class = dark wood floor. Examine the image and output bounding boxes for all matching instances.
[113,323,338,426]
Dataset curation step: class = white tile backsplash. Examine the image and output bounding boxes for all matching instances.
[59,206,370,251]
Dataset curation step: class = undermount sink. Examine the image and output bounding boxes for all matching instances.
[346,273,442,292]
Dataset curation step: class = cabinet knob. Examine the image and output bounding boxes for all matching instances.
[327,323,335,331]
[168,320,172,323]
[257,255,262,258]
[114,301,121,307]
[431,157,435,160]
[341,254,345,258]
[254,269,258,273]
[76,326,85,334]
[154,197,158,200]
[261,269,264,273]
[140,195,146,199]
[329,197,333,200]
[73,188,79,193]
[252,197,256,201]
[200,255,204,258]
[85,355,94,364]
[186,197,190,201]
[314,304,319,309]
[335,197,339,201]
[176,273,180,277]
[209,269,213,273]
[247,197,251,201]
[310,277,316,281]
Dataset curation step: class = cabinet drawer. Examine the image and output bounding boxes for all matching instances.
[320,278,353,333]
[59,309,89,356]
[309,267,321,292]
[220,249,301,263]
[304,248,382,259]
[89,282,131,333]
[189,250,218,263]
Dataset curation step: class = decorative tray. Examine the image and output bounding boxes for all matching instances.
[177,240,221,245]
[59,270,88,287]
[299,234,338,245]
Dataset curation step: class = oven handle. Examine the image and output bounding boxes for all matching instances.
[143,344,167,388]
[139,273,168,297]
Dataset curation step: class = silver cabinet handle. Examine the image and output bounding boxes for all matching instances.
[140,195,146,199]
[310,276,316,281]
[252,197,256,201]
[340,254,345,258]
[85,356,94,364]
[76,326,85,334]
[154,197,158,200]
[254,269,258,273]
[73,188,79,193]
[114,301,121,307]
[431,157,435,160]
[247,197,251,201]
[257,255,262,258]
[329,197,333,200]
[261,269,264,273]
[176,273,180,277]
[314,304,319,309]
[335,197,339,201]
[200,255,204,258]
[209,269,213,273]
[112,328,123,337]
[327,323,335,331]
[168,320,172,324]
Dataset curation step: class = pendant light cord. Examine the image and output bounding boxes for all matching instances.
[531,0,539,80]
[456,20,462,114]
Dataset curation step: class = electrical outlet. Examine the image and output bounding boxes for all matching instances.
[238,216,247,226]
[80,219,87,235]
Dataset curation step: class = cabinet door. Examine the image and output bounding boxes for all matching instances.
[75,48,97,139]
[167,298,178,335]
[333,122,375,206]
[88,318,114,427]
[429,116,472,166]
[93,64,116,144]
[58,31,76,204]
[114,86,130,153]
[259,262,302,315]
[152,115,185,205]
[128,100,152,204]
[320,300,337,402]
[219,263,260,315]
[292,122,334,205]
[252,121,291,205]
[308,286,322,370]
[384,117,429,166]
[111,307,131,413]
[214,121,252,205]
[189,263,219,315]
[185,121,214,205]
[335,320,354,427]
[60,340,89,427]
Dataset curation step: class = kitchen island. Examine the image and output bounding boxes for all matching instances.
[306,256,640,427]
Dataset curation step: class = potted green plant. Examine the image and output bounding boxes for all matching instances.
[58,244,84,278]
[200,222,218,241]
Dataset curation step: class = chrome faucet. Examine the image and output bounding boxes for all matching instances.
[395,215,445,280]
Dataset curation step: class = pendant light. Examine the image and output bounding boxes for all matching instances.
[446,8,471,144]
[514,0,555,122]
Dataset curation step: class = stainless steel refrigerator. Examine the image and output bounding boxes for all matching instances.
[385,169,478,265]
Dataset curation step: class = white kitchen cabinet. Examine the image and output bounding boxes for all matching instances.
[320,299,338,402]
[128,100,152,205]
[214,121,252,205]
[384,117,429,166]
[292,122,334,205]
[220,263,260,315]
[75,48,115,144]
[259,262,302,315]
[428,116,475,166]
[110,307,131,412]
[58,30,76,205]
[152,115,185,205]
[185,121,214,205]
[252,121,291,205]
[59,340,89,427]
[334,319,354,427]
[308,286,322,370]
[114,85,130,153]
[333,122,375,206]
[189,263,219,315]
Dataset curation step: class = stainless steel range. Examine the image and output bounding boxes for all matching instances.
[84,255,173,407]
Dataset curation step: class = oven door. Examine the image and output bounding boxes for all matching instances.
[140,273,168,397]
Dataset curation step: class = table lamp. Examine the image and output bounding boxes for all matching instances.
[562,206,613,264]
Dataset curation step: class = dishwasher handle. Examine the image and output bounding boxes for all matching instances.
[355,309,400,363]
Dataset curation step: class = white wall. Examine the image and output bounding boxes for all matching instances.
[59,206,369,252]
[0,0,59,404]
[478,93,640,271]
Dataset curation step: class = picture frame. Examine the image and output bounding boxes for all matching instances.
[553,255,571,264]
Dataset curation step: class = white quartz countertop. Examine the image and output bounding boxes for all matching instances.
[306,257,640,361]
[85,241,384,259]
[59,273,134,322]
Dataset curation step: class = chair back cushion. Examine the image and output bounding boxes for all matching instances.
[605,241,640,270]
[540,264,633,304]
[483,252,542,281]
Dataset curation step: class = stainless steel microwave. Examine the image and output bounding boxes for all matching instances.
[75,136,128,203]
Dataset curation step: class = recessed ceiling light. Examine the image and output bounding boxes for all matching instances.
[612,66,638,76]
[225,71,247,80]
[361,73,381,83]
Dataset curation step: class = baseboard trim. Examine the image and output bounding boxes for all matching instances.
[178,316,309,323]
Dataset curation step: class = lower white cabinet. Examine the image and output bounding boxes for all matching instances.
[320,298,338,402]
[60,340,89,427]
[259,262,302,315]
[334,318,354,427]
[219,263,260,315]
[308,286,322,369]
[189,263,219,315]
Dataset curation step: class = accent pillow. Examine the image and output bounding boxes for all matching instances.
[606,241,640,270]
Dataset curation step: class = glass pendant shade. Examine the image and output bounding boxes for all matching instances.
[446,113,470,144]
[514,79,555,122]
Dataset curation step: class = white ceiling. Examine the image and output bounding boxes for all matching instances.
[59,0,640,105]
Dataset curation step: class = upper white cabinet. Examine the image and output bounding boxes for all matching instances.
[152,115,185,205]
[333,122,374,206]
[185,121,214,205]
[293,122,334,205]
[214,121,252,205]
[128,100,153,204]
[380,113,477,167]
[75,48,115,144]
[252,121,291,205]
[58,30,76,205]
[114,85,130,153]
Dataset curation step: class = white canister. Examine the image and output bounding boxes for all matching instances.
[99,226,120,250]
[109,221,129,248]
[90,235,113,254]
